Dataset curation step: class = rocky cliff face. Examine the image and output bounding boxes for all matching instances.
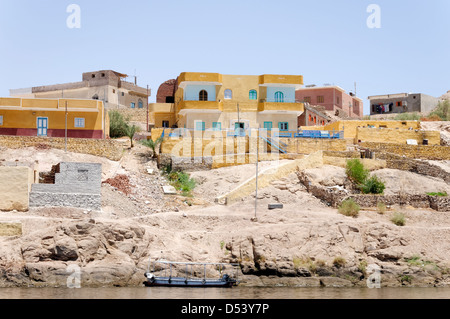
[1,206,449,288]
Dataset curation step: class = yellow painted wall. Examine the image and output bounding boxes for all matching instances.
[0,166,33,211]
[0,98,106,133]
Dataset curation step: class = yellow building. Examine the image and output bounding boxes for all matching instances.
[0,97,109,139]
[150,72,304,132]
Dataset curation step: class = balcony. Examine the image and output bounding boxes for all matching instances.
[177,72,223,88]
[258,100,304,114]
[178,100,222,114]
[259,74,303,88]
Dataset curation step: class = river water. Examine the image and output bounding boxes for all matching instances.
[0,287,449,299]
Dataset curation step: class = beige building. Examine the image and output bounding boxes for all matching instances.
[10,70,151,110]
[149,72,304,132]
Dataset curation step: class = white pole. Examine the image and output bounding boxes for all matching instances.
[65,101,68,152]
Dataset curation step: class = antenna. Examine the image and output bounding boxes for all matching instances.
[354,82,357,96]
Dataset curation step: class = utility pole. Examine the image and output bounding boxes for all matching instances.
[147,84,149,132]
[65,101,68,152]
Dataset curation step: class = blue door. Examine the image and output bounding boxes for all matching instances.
[37,117,48,136]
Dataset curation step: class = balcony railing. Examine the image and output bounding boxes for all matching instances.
[260,98,297,103]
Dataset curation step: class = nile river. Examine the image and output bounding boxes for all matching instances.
[0,287,449,299]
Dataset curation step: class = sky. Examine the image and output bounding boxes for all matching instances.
[0,0,449,115]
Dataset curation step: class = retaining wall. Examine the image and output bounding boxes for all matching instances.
[0,135,123,161]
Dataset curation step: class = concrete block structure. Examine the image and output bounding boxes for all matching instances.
[10,70,150,110]
[368,93,439,115]
[0,97,109,139]
[29,162,102,211]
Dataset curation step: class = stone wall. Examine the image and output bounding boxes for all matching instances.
[0,135,123,161]
[114,108,149,123]
[29,162,102,211]
[298,171,450,212]
[361,142,450,160]
[0,165,34,212]
[356,127,440,145]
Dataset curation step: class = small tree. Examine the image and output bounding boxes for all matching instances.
[346,159,369,185]
[140,136,164,158]
[125,124,139,148]
[109,110,129,138]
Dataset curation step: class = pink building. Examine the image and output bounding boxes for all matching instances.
[295,86,363,118]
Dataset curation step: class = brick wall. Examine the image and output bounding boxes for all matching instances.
[156,79,177,103]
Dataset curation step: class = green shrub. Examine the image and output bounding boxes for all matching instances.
[360,176,385,194]
[338,198,360,217]
[166,170,196,196]
[376,202,386,214]
[393,112,421,121]
[346,159,369,185]
[429,100,449,121]
[109,110,129,138]
[391,212,406,226]
[426,192,448,197]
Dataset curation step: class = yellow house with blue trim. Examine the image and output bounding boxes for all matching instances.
[173,72,304,131]
[0,97,109,139]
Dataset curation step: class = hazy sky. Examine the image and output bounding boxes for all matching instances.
[0,0,449,114]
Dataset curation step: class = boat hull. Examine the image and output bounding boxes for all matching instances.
[144,275,237,288]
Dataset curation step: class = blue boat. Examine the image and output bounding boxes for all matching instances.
[144,259,240,288]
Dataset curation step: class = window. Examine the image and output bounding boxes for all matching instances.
[317,96,324,103]
[336,97,340,104]
[74,118,85,128]
[122,92,125,96]
[278,122,288,131]
[396,101,402,107]
[0,115,3,126]
[195,121,205,131]
[249,90,257,100]
[308,114,312,122]
[166,96,174,103]
[92,94,99,100]
[199,90,208,101]
[131,102,135,108]
[304,96,311,103]
[263,121,272,130]
[212,122,221,130]
[224,89,232,100]
[138,99,143,108]
[91,74,95,78]
[113,89,116,94]
[275,91,284,103]
[101,73,105,77]
[162,121,170,128]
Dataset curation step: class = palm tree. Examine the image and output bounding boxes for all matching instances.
[140,135,164,158]
[125,124,139,148]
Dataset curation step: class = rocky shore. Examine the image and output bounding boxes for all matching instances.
[1,145,449,288]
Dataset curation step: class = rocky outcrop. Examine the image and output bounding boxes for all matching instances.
[1,211,449,288]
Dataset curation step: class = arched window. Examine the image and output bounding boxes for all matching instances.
[274,91,284,103]
[249,90,257,100]
[92,94,99,100]
[224,89,232,100]
[314,116,317,124]
[308,114,312,122]
[199,90,208,101]
[138,99,143,108]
